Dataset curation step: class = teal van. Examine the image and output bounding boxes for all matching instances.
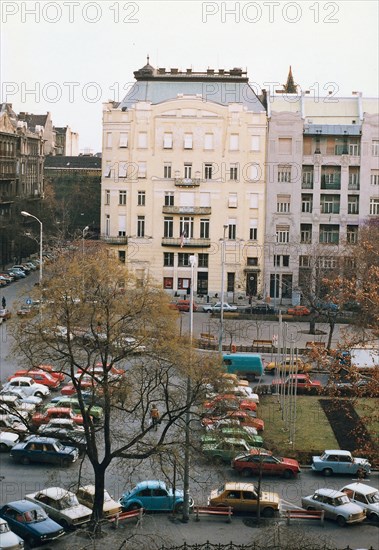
[222,353,264,380]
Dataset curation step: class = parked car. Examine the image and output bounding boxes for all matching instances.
[208,482,280,517]
[202,410,264,432]
[12,265,30,275]
[0,389,42,406]
[201,427,264,448]
[25,487,92,529]
[0,415,28,438]
[287,305,311,316]
[77,363,125,378]
[244,303,276,315]
[0,500,64,547]
[203,394,257,412]
[169,299,198,312]
[6,269,26,279]
[43,397,103,423]
[16,305,33,317]
[2,377,50,398]
[0,395,36,416]
[0,431,20,452]
[232,449,301,478]
[119,480,193,513]
[8,370,60,390]
[10,435,79,466]
[0,517,24,549]
[201,437,259,465]
[341,482,379,522]
[0,276,9,287]
[315,300,339,312]
[265,358,312,375]
[76,486,121,518]
[35,364,65,383]
[301,488,366,526]
[0,274,13,284]
[0,309,11,320]
[311,450,371,477]
[32,407,84,428]
[37,419,87,454]
[271,374,321,394]
[202,302,238,313]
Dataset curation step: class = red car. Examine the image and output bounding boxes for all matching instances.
[271,374,321,395]
[60,379,95,396]
[77,363,125,377]
[232,449,301,479]
[287,305,310,316]
[31,407,84,427]
[202,410,264,432]
[203,394,257,412]
[37,364,65,383]
[9,370,61,390]
[169,300,198,312]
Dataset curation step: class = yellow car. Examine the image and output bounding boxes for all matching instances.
[208,482,280,517]
[265,357,311,374]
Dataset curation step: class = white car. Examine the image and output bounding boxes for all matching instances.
[341,482,379,522]
[0,431,20,452]
[0,518,24,549]
[203,302,238,313]
[25,487,92,529]
[76,485,121,518]
[0,414,28,437]
[0,389,42,406]
[301,488,366,526]
[3,377,50,398]
[0,395,37,416]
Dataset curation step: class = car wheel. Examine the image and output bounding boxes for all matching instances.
[369,512,379,522]
[60,519,70,530]
[174,502,184,514]
[241,468,252,478]
[21,456,30,465]
[128,503,141,511]
[35,391,44,398]
[356,468,367,479]
[322,468,333,476]
[262,507,275,518]
[307,506,316,511]
[27,536,39,548]
[336,515,346,527]
[0,443,9,452]
[61,458,71,467]
[282,469,294,479]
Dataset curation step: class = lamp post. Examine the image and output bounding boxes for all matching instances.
[82,226,89,256]
[21,211,42,285]
[218,224,228,353]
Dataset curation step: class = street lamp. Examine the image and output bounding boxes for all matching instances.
[218,224,228,353]
[82,225,89,256]
[21,211,42,285]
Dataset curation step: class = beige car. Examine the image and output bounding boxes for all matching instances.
[76,485,121,518]
[265,357,311,374]
[208,482,280,517]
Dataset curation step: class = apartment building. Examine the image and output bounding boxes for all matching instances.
[101,61,267,299]
[264,92,379,304]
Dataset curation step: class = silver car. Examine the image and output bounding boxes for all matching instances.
[301,488,366,526]
[341,482,379,522]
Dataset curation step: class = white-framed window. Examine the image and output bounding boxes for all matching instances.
[302,167,313,188]
[119,163,127,178]
[228,219,236,240]
[370,198,379,215]
[300,224,312,244]
[105,190,110,205]
[347,225,358,244]
[372,140,379,156]
[105,214,110,236]
[349,143,360,156]
[138,162,146,178]
[276,225,290,243]
[138,132,147,148]
[250,136,260,151]
[163,133,173,149]
[106,132,112,148]
[249,193,259,209]
[184,133,193,149]
[277,195,291,213]
[204,133,214,150]
[348,195,359,215]
[228,193,238,208]
[302,194,313,213]
[229,134,239,151]
[119,190,127,205]
[164,163,172,179]
[164,217,173,238]
[180,216,194,238]
[371,170,379,186]
[229,163,238,181]
[104,162,112,178]
[200,218,209,239]
[184,163,192,179]
[278,137,292,154]
[164,192,174,206]
[320,194,340,214]
[318,256,337,269]
[319,224,339,244]
[299,255,311,268]
[278,165,291,183]
[349,169,360,188]
[119,133,128,148]
[137,216,145,237]
[137,191,146,206]
[249,219,257,241]
[204,163,212,179]
[118,215,126,236]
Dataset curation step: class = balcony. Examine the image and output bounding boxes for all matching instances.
[100,235,128,245]
[161,237,211,248]
[162,206,211,215]
[174,178,201,187]
[348,180,360,191]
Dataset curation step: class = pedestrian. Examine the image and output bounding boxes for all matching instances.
[150,404,160,431]
[1,297,5,309]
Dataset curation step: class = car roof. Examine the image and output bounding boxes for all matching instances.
[341,483,378,495]
[223,482,256,491]
[79,485,96,494]
[134,480,167,490]
[46,407,72,413]
[323,450,352,456]
[35,487,72,500]
[25,436,60,444]
[5,500,42,512]
[315,488,345,497]
[8,377,34,383]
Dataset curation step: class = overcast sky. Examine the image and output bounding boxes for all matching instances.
[2,0,378,153]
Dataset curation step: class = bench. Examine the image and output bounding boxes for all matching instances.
[306,341,326,349]
[252,339,273,350]
[286,509,324,526]
[109,508,144,529]
[194,506,233,522]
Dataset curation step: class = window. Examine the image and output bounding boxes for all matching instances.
[204,133,214,150]
[163,252,174,266]
[163,277,173,289]
[318,257,337,269]
[321,168,341,189]
[229,163,238,181]
[178,277,191,289]
[277,195,290,213]
[278,165,291,183]
[164,192,174,206]
[184,163,192,179]
[228,220,236,240]
[230,134,239,150]
[104,162,111,178]
[228,193,238,208]
[119,190,127,205]
[137,191,145,206]
[249,194,258,208]
[119,133,128,148]
[372,140,379,156]
[119,163,127,178]
[300,224,312,244]
[250,135,260,151]
[180,217,194,238]
[164,217,173,238]
[301,194,313,213]
[227,272,235,292]
[278,137,292,154]
[371,170,379,186]
[105,214,110,236]
[106,132,112,148]
[349,168,360,189]
[282,274,293,298]
[320,194,340,214]
[249,220,257,241]
[163,133,173,149]
[198,253,208,267]
[137,216,145,237]
[348,195,359,215]
[319,224,339,244]
[370,198,379,215]
[200,218,209,239]
[138,162,146,178]
[299,255,311,267]
[118,251,126,263]
[276,225,289,243]
[302,166,313,189]
[184,133,193,149]
[247,257,258,266]
[347,225,358,244]
[178,253,190,267]
[349,141,360,156]
[164,163,172,179]
[105,190,110,205]
[138,132,147,148]
[204,163,212,179]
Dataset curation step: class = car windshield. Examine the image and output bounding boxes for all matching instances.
[335,495,350,505]
[24,508,48,522]
[367,491,379,504]
[60,494,79,508]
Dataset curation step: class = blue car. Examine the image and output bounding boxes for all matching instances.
[119,480,194,513]
[0,500,64,547]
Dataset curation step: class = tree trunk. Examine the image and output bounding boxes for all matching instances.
[327,319,335,350]
[89,464,106,533]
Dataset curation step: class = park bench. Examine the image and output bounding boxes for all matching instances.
[194,506,233,522]
[109,508,144,529]
[286,509,324,526]
[252,339,273,351]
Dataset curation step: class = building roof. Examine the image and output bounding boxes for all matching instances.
[44,156,101,170]
[17,112,49,131]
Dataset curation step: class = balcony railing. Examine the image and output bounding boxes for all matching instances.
[100,235,128,245]
[162,206,211,215]
[174,178,201,187]
[348,180,360,190]
[161,237,211,248]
